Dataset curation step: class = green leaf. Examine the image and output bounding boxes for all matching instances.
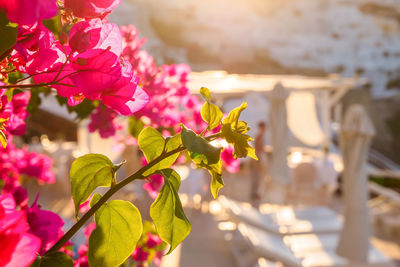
[42,15,61,37]
[35,252,73,267]
[150,169,191,254]
[70,154,114,215]
[235,121,250,134]
[138,127,182,175]
[181,125,221,165]
[191,157,224,199]
[201,102,223,130]
[128,117,145,138]
[138,127,165,161]
[5,89,13,102]
[90,193,102,208]
[221,124,257,160]
[223,102,247,129]
[0,12,18,57]
[210,170,224,199]
[200,87,211,101]
[89,200,143,267]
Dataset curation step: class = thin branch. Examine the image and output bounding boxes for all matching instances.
[45,145,186,254]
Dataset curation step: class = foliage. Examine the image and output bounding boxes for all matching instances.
[0,1,257,267]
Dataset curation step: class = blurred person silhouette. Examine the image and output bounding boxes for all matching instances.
[250,121,267,204]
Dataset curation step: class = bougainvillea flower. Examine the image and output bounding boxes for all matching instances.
[64,0,121,19]
[132,247,149,262]
[5,92,30,136]
[221,145,240,173]
[69,19,122,56]
[100,62,149,115]
[143,174,164,199]
[88,105,122,138]
[0,193,40,267]
[0,0,57,25]
[17,23,55,52]
[20,149,55,184]
[70,49,121,95]
[25,196,64,254]
[0,90,30,136]
[146,233,162,249]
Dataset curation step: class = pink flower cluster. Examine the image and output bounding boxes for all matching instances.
[221,145,240,173]
[0,90,30,136]
[0,191,65,267]
[0,139,55,192]
[0,0,57,25]
[0,90,55,190]
[74,222,96,267]
[120,25,207,133]
[131,231,163,266]
[4,0,148,117]
[88,105,122,138]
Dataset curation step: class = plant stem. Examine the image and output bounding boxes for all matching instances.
[0,83,52,89]
[45,132,221,254]
[45,146,186,254]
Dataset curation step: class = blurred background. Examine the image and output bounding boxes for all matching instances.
[109,0,400,164]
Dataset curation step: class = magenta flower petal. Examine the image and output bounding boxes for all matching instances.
[69,20,122,56]
[71,49,121,95]
[1,0,57,25]
[65,0,121,19]
[4,233,41,267]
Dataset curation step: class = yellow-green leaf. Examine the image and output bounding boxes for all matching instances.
[200,87,211,101]
[201,102,223,130]
[35,252,73,267]
[150,169,191,254]
[88,200,143,267]
[209,170,224,199]
[70,154,114,215]
[138,127,182,175]
[221,124,257,160]
[90,193,102,208]
[181,125,221,165]
[223,102,247,129]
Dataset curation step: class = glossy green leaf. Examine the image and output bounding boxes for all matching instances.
[221,124,257,160]
[181,125,221,165]
[89,200,143,267]
[138,127,182,175]
[201,102,223,130]
[200,87,211,101]
[150,169,191,254]
[70,154,114,215]
[0,12,18,57]
[35,252,73,267]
